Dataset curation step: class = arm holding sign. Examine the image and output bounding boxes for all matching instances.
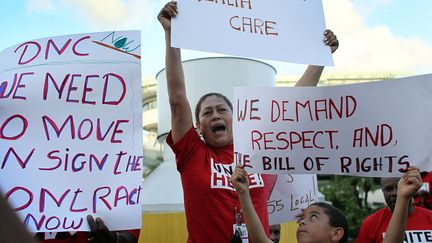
[295,30,338,87]
[158,1,193,144]
[383,167,422,243]
[231,165,273,243]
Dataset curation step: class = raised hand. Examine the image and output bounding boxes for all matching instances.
[231,165,249,195]
[158,1,178,32]
[324,29,339,53]
[397,166,423,199]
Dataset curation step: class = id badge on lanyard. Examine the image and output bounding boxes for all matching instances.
[232,223,248,243]
[231,207,248,243]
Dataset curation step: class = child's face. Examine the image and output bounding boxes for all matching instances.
[296,205,338,243]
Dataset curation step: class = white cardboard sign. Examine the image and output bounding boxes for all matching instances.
[233,74,432,177]
[0,31,143,232]
[268,174,318,224]
[172,0,333,66]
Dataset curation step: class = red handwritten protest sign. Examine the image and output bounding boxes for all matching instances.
[0,31,143,232]
[268,174,318,224]
[172,0,333,65]
[233,74,432,177]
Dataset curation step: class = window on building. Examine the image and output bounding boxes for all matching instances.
[142,98,157,111]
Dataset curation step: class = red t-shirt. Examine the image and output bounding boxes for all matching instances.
[167,127,275,243]
[36,230,140,242]
[414,172,432,209]
[356,206,432,243]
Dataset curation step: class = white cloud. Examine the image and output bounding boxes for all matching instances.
[351,0,392,16]
[323,0,432,74]
[63,0,157,30]
[26,0,56,13]
[69,0,127,22]
[24,0,432,76]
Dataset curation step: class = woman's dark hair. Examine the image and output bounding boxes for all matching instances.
[195,92,233,123]
[310,202,349,243]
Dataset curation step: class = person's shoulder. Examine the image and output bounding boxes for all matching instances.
[357,209,384,242]
[411,206,432,226]
[362,207,388,224]
[166,126,201,147]
[413,206,432,216]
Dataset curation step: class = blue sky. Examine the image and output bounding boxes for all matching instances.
[352,0,432,42]
[1,0,431,77]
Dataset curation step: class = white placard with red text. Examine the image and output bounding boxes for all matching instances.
[0,31,143,232]
[172,0,333,66]
[233,74,432,177]
[268,174,318,224]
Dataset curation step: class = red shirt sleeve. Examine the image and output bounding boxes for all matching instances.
[166,127,202,172]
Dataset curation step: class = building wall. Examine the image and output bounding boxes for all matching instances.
[139,212,188,243]
[138,212,299,243]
